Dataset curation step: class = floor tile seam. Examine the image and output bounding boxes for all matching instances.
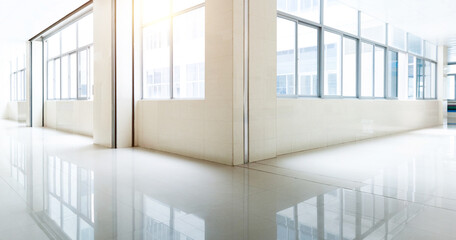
[253,162,456,204]
[238,164,456,214]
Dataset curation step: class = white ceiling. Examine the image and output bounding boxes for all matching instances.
[338,0,456,45]
[0,0,86,57]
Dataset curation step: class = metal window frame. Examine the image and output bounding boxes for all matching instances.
[43,11,94,101]
[276,1,438,101]
[141,2,206,100]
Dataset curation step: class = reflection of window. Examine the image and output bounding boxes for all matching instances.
[10,141,26,189]
[142,0,205,99]
[46,13,93,100]
[46,156,95,240]
[10,55,26,102]
[276,188,423,240]
[143,195,205,240]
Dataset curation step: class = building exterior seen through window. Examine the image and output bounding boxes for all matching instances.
[46,13,93,101]
[142,0,205,100]
[277,0,438,100]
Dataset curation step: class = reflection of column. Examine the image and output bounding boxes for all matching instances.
[317,195,325,239]
[355,189,361,238]
[116,150,135,239]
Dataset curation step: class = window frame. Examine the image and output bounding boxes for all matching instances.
[141,1,206,100]
[276,1,438,100]
[44,11,94,101]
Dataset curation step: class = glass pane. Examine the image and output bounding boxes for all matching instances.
[142,0,170,24]
[55,59,61,99]
[388,25,406,51]
[277,17,296,96]
[79,50,88,98]
[90,47,94,98]
[425,41,437,61]
[62,55,69,99]
[431,62,436,98]
[70,53,77,99]
[324,0,358,35]
[173,7,205,99]
[173,0,204,13]
[424,61,431,98]
[375,47,385,98]
[387,51,398,98]
[62,205,77,240]
[277,0,320,23]
[61,23,77,54]
[48,34,61,59]
[408,55,416,99]
[78,13,94,47]
[70,164,78,209]
[361,43,374,97]
[398,52,408,100]
[416,58,424,99]
[447,76,455,100]
[408,33,422,56]
[298,24,318,96]
[47,61,54,100]
[79,219,94,240]
[324,31,341,96]
[343,37,357,97]
[361,13,386,44]
[143,19,171,99]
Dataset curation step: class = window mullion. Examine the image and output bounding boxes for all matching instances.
[295,21,298,96]
[170,15,174,99]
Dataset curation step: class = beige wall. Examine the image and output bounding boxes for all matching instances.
[276,99,443,156]
[136,0,244,165]
[45,100,93,137]
[7,101,28,122]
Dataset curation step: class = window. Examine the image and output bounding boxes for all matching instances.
[360,13,386,44]
[387,51,398,98]
[10,55,26,102]
[423,61,436,99]
[408,55,416,99]
[342,37,357,97]
[277,0,320,23]
[324,31,341,96]
[397,52,408,100]
[388,25,406,51]
[142,0,205,99]
[46,13,93,100]
[361,43,373,97]
[277,18,296,96]
[446,76,456,100]
[408,33,422,56]
[324,0,358,36]
[374,46,385,98]
[416,58,424,99]
[425,41,437,62]
[298,24,319,96]
[275,0,438,101]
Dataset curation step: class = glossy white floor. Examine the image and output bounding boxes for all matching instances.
[1,119,456,240]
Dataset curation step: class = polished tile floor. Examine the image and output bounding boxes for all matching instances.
[1,119,456,239]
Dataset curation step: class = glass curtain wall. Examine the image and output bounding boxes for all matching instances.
[276,0,438,100]
[46,13,94,100]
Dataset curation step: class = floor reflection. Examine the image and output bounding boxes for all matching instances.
[2,120,456,239]
[40,156,95,240]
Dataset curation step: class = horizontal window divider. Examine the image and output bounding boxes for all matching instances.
[277,11,322,28]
